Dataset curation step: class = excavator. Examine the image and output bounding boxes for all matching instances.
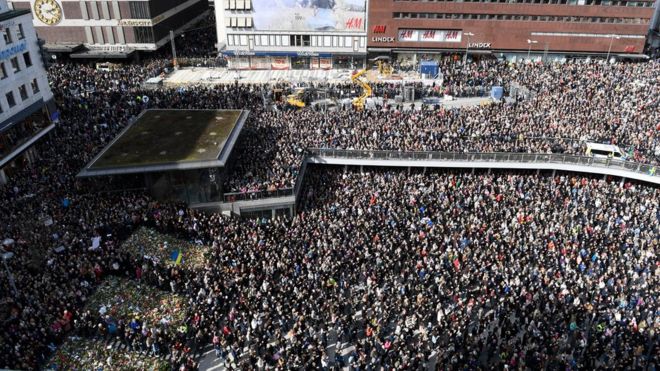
[286,88,306,108]
[351,69,372,110]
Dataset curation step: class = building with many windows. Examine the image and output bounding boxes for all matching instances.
[216,0,368,70]
[367,0,656,64]
[648,0,660,52]
[0,0,55,184]
[8,0,209,58]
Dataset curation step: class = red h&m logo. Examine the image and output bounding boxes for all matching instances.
[373,25,386,34]
[422,30,436,39]
[345,17,363,30]
[624,45,635,53]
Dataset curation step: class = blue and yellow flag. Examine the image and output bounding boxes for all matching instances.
[170,249,183,265]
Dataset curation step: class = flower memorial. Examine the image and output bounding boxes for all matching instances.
[47,337,169,370]
[85,277,187,328]
[121,227,208,269]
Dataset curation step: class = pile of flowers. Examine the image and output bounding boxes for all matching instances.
[85,277,187,328]
[121,227,208,268]
[47,337,169,370]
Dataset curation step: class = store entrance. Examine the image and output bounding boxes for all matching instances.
[291,57,310,70]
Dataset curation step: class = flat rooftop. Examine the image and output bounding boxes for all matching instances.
[78,109,248,177]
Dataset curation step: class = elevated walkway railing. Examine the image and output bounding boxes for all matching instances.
[203,149,659,214]
[223,188,294,203]
[307,148,660,184]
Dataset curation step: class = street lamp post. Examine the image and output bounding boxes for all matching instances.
[170,30,178,69]
[606,34,621,62]
[527,39,538,60]
[463,32,475,68]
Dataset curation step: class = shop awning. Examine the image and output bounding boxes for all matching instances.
[44,43,84,53]
[70,49,136,59]
[392,48,492,55]
[615,53,649,60]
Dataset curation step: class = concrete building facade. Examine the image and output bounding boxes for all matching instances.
[0,0,55,184]
[367,0,655,62]
[216,0,368,70]
[8,0,209,58]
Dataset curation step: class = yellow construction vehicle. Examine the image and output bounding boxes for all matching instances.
[286,88,306,108]
[351,69,372,110]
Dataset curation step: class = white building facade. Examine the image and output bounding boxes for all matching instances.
[216,0,368,70]
[0,0,55,184]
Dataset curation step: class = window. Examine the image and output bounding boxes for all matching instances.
[3,28,12,44]
[0,63,6,79]
[23,52,32,68]
[10,57,20,74]
[17,24,25,40]
[290,35,310,46]
[134,27,154,43]
[260,35,268,46]
[6,92,15,108]
[129,1,150,18]
[31,79,39,94]
[18,85,28,101]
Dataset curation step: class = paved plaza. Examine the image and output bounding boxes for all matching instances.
[164,67,426,86]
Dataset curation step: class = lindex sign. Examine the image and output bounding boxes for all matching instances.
[468,42,492,49]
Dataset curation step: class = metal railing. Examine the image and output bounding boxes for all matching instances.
[220,149,658,205]
[307,148,659,179]
[223,187,294,203]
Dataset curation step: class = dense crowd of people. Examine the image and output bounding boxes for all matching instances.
[227,59,660,192]
[0,41,659,370]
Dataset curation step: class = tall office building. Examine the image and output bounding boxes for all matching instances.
[0,0,55,184]
[8,0,209,58]
[216,0,368,70]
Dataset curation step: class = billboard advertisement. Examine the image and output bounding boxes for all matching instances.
[398,29,462,43]
[252,0,366,32]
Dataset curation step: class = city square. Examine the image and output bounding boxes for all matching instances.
[0,0,658,370]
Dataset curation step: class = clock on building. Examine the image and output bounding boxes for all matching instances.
[33,0,63,26]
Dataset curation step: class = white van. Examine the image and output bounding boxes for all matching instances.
[585,142,625,159]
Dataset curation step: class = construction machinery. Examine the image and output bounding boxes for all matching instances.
[351,69,372,110]
[286,88,306,108]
